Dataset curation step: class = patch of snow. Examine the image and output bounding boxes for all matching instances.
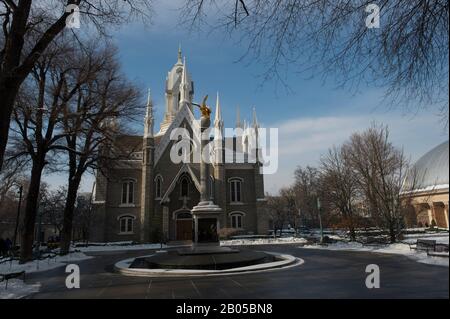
[0,252,92,275]
[402,233,449,244]
[301,241,449,267]
[0,279,40,299]
[221,236,308,246]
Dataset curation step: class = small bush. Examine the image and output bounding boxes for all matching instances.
[218,228,241,240]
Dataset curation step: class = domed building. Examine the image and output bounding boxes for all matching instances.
[402,141,449,228]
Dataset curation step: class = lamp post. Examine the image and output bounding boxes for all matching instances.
[34,205,43,257]
[317,197,324,244]
[13,184,23,249]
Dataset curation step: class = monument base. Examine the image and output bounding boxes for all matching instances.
[128,248,275,270]
[191,201,223,247]
[177,246,239,256]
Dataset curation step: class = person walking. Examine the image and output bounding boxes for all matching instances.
[5,237,12,253]
[0,237,6,257]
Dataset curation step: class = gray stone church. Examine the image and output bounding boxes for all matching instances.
[90,48,268,243]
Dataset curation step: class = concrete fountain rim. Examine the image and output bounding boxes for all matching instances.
[114,251,304,277]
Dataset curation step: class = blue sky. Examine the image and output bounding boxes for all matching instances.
[45,0,448,195]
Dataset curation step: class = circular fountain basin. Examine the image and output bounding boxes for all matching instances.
[114,248,303,277]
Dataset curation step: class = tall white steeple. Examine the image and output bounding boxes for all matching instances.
[214,92,224,164]
[252,107,259,129]
[177,43,183,65]
[251,107,260,162]
[159,46,194,135]
[214,92,224,131]
[236,106,243,129]
[144,88,154,138]
[179,57,190,107]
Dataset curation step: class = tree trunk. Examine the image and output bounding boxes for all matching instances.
[348,217,356,241]
[19,158,45,263]
[0,82,21,171]
[349,228,356,241]
[60,175,82,255]
[389,225,396,243]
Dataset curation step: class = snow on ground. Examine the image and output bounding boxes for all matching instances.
[0,252,92,299]
[221,236,308,246]
[402,234,449,244]
[0,279,40,299]
[0,252,92,275]
[301,241,449,267]
[77,238,312,251]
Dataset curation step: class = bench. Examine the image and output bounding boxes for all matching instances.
[0,271,26,290]
[359,236,390,246]
[427,243,449,257]
[435,243,449,253]
[410,239,436,252]
[427,251,450,258]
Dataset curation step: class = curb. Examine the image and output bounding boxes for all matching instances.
[114,252,304,277]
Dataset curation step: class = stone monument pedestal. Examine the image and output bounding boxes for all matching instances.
[191,201,223,247]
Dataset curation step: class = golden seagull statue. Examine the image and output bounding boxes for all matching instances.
[193,95,211,119]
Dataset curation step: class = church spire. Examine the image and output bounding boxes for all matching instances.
[177,44,183,65]
[214,92,224,164]
[214,92,224,137]
[146,89,153,117]
[252,107,259,129]
[236,106,243,129]
[179,57,190,106]
[214,92,222,124]
[144,88,154,138]
[251,107,260,161]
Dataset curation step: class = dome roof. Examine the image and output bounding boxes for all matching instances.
[407,141,449,191]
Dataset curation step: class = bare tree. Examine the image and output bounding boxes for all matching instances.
[72,192,94,244]
[346,124,412,242]
[320,145,361,240]
[0,157,26,203]
[39,185,66,235]
[10,36,107,262]
[181,0,449,124]
[59,43,141,254]
[266,194,288,236]
[0,0,152,171]
[292,166,321,228]
[279,187,300,230]
[0,162,27,229]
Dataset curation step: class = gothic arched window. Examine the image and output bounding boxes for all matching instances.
[230,212,245,229]
[121,180,135,204]
[180,176,189,197]
[118,215,135,234]
[229,178,243,203]
[155,175,163,199]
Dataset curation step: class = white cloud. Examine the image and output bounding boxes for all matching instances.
[263,112,447,195]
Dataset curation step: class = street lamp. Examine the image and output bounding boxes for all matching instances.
[12,183,23,249]
[316,196,324,244]
[34,205,44,257]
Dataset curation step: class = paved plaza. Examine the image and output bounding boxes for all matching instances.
[24,244,449,299]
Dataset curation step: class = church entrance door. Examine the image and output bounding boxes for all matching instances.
[176,212,193,241]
